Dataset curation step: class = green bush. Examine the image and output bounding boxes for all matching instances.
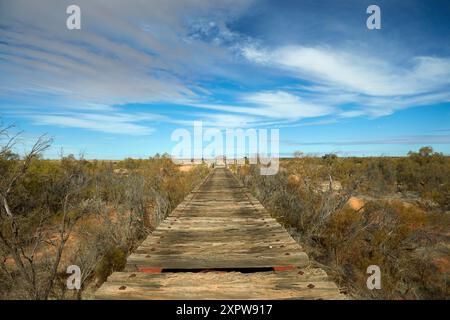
[94,247,127,284]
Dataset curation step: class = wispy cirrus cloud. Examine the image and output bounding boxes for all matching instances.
[241,91,333,119]
[0,0,258,135]
[1,0,449,158]
[2,0,449,130]
[187,91,333,127]
[32,113,160,135]
[283,134,450,146]
[241,45,450,118]
[243,45,450,96]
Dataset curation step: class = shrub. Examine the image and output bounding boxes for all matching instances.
[94,247,127,284]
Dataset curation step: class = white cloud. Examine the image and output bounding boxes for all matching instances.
[243,45,450,96]
[188,91,333,125]
[32,113,157,135]
[242,45,450,118]
[2,0,449,132]
[283,134,450,146]
[242,91,333,118]
[0,0,253,112]
[175,113,258,129]
[0,0,265,135]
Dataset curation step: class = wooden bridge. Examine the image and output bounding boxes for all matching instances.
[96,167,343,299]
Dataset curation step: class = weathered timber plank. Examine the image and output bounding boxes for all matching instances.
[95,270,344,300]
[125,251,309,270]
[106,268,330,283]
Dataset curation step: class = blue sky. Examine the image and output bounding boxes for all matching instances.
[1,0,449,158]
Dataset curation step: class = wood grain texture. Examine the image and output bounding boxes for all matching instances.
[96,268,345,300]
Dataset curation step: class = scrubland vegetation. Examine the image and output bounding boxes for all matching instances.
[233,149,449,299]
[1,122,448,300]
[0,125,209,299]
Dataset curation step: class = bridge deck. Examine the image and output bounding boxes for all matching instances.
[96,167,344,299]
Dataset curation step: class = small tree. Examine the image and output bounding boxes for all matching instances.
[0,125,90,299]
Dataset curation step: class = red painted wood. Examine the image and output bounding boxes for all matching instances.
[138,267,163,274]
[273,265,295,271]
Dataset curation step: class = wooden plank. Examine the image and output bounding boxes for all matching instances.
[95,269,345,300]
[137,241,302,252]
[125,251,309,270]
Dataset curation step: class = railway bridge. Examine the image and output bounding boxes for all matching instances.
[96,167,343,299]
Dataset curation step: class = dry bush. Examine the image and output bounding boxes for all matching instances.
[0,127,92,299]
[0,125,210,299]
[237,152,449,300]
